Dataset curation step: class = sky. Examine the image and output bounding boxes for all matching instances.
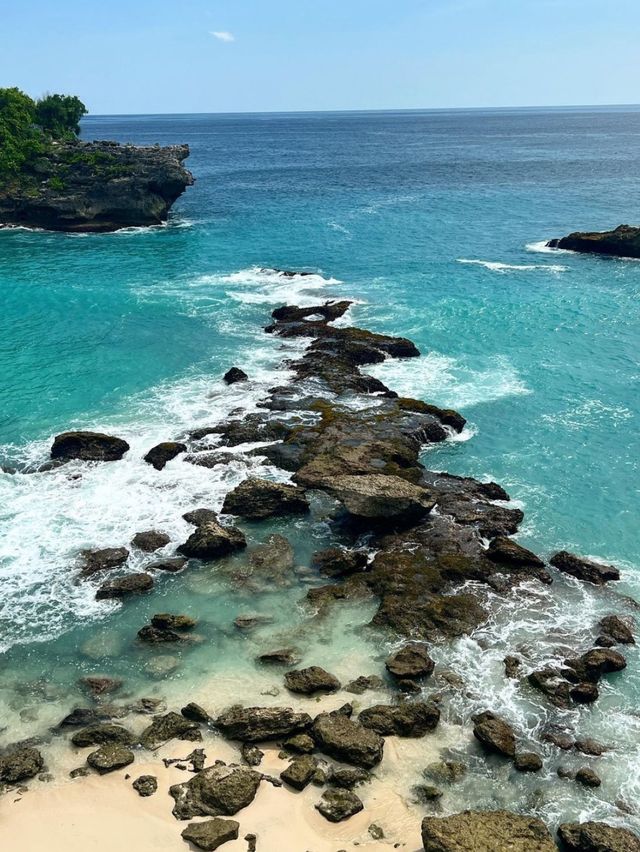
[1,0,639,114]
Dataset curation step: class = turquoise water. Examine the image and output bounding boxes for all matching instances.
[0,108,639,830]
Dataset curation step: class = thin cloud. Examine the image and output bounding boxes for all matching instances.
[210,31,235,43]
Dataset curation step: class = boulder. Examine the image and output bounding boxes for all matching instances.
[424,760,467,784]
[144,441,187,470]
[280,755,318,790]
[575,767,601,788]
[86,744,134,774]
[330,767,370,789]
[257,648,302,667]
[514,752,543,773]
[71,724,135,748]
[311,713,384,768]
[344,675,385,695]
[504,656,521,679]
[316,789,364,823]
[181,818,240,851]
[80,546,129,577]
[133,775,158,797]
[131,530,170,552]
[472,712,516,758]
[0,746,44,784]
[570,683,599,704]
[574,738,607,756]
[169,763,261,819]
[151,613,197,631]
[311,547,368,578]
[359,702,440,737]
[183,508,219,526]
[140,712,202,750]
[486,537,550,583]
[421,810,557,851]
[547,224,640,259]
[598,615,635,645]
[137,625,186,644]
[215,706,312,743]
[566,648,626,682]
[328,474,435,523]
[178,521,246,560]
[557,821,640,851]
[223,367,248,385]
[51,431,129,462]
[550,551,620,584]
[386,643,435,680]
[146,556,188,573]
[222,478,309,520]
[181,703,212,725]
[95,573,153,600]
[284,666,341,696]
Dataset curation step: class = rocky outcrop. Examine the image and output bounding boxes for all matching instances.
[421,810,557,851]
[51,431,129,462]
[181,818,240,851]
[178,520,246,560]
[214,706,312,743]
[328,473,436,524]
[550,551,620,584]
[284,666,341,696]
[221,478,309,520]
[0,746,44,784]
[169,763,261,819]
[311,712,384,768]
[223,367,248,385]
[0,141,193,233]
[557,821,640,851]
[547,225,640,259]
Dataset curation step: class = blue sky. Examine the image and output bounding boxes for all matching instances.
[1,0,639,114]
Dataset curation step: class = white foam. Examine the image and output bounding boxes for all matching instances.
[525,239,574,255]
[220,266,342,307]
[457,258,568,273]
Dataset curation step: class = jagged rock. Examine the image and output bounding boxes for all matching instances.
[514,752,543,772]
[311,547,368,578]
[437,499,524,538]
[133,775,158,797]
[184,453,238,469]
[280,755,318,790]
[178,520,246,560]
[557,820,640,851]
[80,546,129,577]
[222,477,309,519]
[183,508,219,526]
[311,712,384,768]
[550,551,620,584]
[257,648,302,666]
[421,810,557,851]
[71,724,134,748]
[528,668,573,709]
[575,767,601,788]
[565,648,627,682]
[284,666,341,695]
[283,734,315,754]
[598,615,635,645]
[329,473,435,523]
[344,675,385,695]
[131,530,170,552]
[215,706,312,743]
[86,744,134,774]
[152,613,197,631]
[540,726,574,750]
[486,537,551,583]
[140,712,201,749]
[547,224,640,259]
[0,746,44,784]
[386,643,435,680]
[316,788,364,822]
[223,367,248,385]
[271,301,352,324]
[146,556,188,572]
[51,431,130,462]
[472,712,516,758]
[420,470,509,501]
[145,655,178,678]
[144,441,187,470]
[169,763,261,819]
[181,703,212,724]
[240,744,263,766]
[359,702,440,737]
[330,767,370,789]
[397,398,466,433]
[95,573,153,600]
[570,683,599,704]
[79,676,123,696]
[181,818,240,850]
[504,656,521,679]
[191,413,293,447]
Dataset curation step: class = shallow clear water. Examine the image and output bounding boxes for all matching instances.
[0,108,639,832]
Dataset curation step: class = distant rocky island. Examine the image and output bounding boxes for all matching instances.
[547,224,640,259]
[0,88,193,232]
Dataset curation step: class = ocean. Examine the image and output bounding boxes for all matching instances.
[0,107,639,832]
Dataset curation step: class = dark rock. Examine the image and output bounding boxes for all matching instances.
[131,530,170,552]
[133,775,158,797]
[486,537,550,583]
[413,784,444,802]
[311,713,384,768]
[271,301,352,323]
[169,763,261,819]
[146,556,188,573]
[540,726,574,751]
[284,666,341,696]
[79,676,123,697]
[280,755,318,790]
[330,767,370,789]
[359,702,440,737]
[528,668,573,709]
[421,810,557,851]
[311,547,368,578]
[137,625,186,644]
[437,499,524,538]
[257,648,302,667]
[59,707,111,727]
[222,477,309,520]
[547,224,640,259]
[86,743,134,774]
[386,643,435,680]
[570,683,600,704]
[214,706,312,743]
[233,613,273,631]
[152,613,197,631]
[140,712,202,750]
[397,398,466,433]
[344,675,385,695]
[566,648,627,682]
[223,367,248,385]
[144,441,187,470]
[69,767,90,779]
[575,738,607,756]
[557,820,640,851]
[0,747,44,784]
[575,767,601,788]
[193,414,293,448]
[423,760,467,784]
[71,724,135,748]
[472,712,516,758]
[316,788,364,823]
[599,615,635,645]
[514,752,543,772]
[181,818,240,851]
[181,703,212,724]
[248,534,295,580]
[329,473,435,523]
[504,656,521,679]
[178,520,246,560]
[51,431,130,462]
[283,733,315,754]
[420,470,509,502]
[80,546,129,577]
[550,551,620,585]
[241,744,263,766]
[184,453,238,470]
[95,572,153,600]
[183,508,219,526]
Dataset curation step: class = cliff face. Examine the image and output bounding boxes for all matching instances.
[0,140,194,232]
[547,224,640,259]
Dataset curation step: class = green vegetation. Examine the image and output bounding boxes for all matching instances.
[0,88,87,180]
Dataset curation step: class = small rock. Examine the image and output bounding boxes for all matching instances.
[133,774,158,797]
[257,648,302,666]
[146,557,188,573]
[472,711,516,758]
[550,551,620,585]
[144,441,187,470]
[423,760,467,784]
[215,706,312,743]
[514,752,542,773]
[386,643,435,680]
[181,703,211,724]
[575,767,601,787]
[316,788,364,823]
[183,508,219,526]
[131,530,170,552]
[574,738,607,756]
[284,666,341,696]
[152,613,197,631]
[311,547,368,578]
[87,744,134,774]
[181,817,240,850]
[69,767,89,779]
[344,675,385,695]
[178,521,246,560]
[368,823,385,840]
[330,767,370,789]
[0,747,44,784]
[80,546,129,577]
[95,573,153,600]
[504,656,521,679]
[223,367,248,385]
[241,744,263,766]
[51,431,129,462]
[79,676,123,697]
[280,755,318,790]
[140,712,201,749]
[413,784,444,802]
[359,702,440,737]
[222,477,309,520]
[570,683,600,704]
[283,733,315,754]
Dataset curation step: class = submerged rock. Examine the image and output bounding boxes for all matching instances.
[550,551,620,584]
[547,224,640,259]
[78,675,123,697]
[178,520,246,560]
[359,702,440,737]
[214,706,312,743]
[144,441,187,471]
[514,752,543,773]
[95,572,153,600]
[181,818,240,850]
[316,788,364,823]
[140,712,202,750]
[421,810,557,851]
[557,820,640,851]
[344,675,385,695]
[257,648,302,667]
[0,746,44,784]
[248,534,295,579]
[86,743,134,774]
[51,431,129,462]
[169,763,261,820]
[222,477,309,519]
[151,613,197,631]
[311,712,384,768]
[284,666,341,696]
[311,547,368,578]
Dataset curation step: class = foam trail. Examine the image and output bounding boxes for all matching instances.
[457,258,568,273]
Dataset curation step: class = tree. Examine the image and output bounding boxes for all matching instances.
[0,87,41,177]
[34,93,87,139]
